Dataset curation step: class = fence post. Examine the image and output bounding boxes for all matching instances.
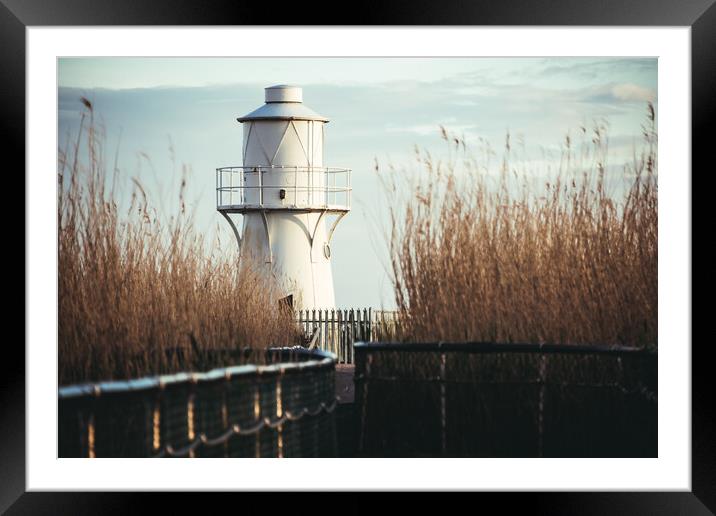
[363,308,368,342]
[325,310,330,350]
[350,309,356,364]
[346,310,351,364]
[340,310,345,364]
[221,372,230,457]
[152,389,162,456]
[87,413,96,459]
[322,310,326,352]
[440,352,447,455]
[331,309,336,355]
[336,309,342,363]
[382,310,386,341]
[187,374,197,458]
[358,352,372,455]
[276,368,284,458]
[346,310,350,363]
[254,380,261,458]
[318,310,323,350]
[340,310,344,364]
[312,309,316,345]
[357,308,362,345]
[538,353,546,458]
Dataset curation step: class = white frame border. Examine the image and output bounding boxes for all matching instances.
[27,26,690,491]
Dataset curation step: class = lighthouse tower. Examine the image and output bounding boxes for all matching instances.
[216,85,351,310]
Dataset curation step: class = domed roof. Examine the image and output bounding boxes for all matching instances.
[237,85,329,123]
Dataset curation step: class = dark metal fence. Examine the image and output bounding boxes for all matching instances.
[297,309,398,364]
[354,342,657,458]
[59,348,338,458]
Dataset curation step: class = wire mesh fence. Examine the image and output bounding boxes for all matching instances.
[354,342,657,458]
[58,347,338,458]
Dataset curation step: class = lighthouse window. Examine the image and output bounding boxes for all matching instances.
[323,243,331,259]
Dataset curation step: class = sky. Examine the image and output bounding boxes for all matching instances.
[58,57,657,309]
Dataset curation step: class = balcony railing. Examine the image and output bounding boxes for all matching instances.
[216,166,351,212]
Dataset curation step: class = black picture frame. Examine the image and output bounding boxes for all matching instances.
[5,0,708,512]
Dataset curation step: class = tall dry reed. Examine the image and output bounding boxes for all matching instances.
[380,104,657,348]
[58,101,300,385]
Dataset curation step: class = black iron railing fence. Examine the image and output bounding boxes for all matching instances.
[354,342,657,458]
[59,348,338,458]
[297,309,399,364]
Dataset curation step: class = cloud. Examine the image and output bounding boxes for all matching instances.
[385,118,481,139]
[537,58,656,80]
[611,83,656,102]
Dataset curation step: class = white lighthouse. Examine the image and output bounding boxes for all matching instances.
[216,85,351,310]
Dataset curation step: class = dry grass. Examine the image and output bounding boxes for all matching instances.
[379,104,657,348]
[58,101,300,385]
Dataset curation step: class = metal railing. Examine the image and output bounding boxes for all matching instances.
[354,342,657,458]
[58,347,338,458]
[297,309,399,364]
[216,166,351,212]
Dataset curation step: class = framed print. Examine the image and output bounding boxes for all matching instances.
[5,0,710,512]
